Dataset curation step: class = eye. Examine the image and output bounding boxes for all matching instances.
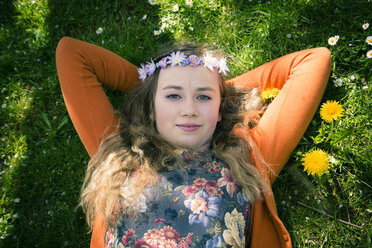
[197,95,211,100]
[166,94,181,99]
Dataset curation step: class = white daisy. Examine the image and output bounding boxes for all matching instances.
[203,53,218,71]
[142,14,147,20]
[362,23,369,30]
[173,4,179,12]
[148,0,157,5]
[95,27,103,34]
[328,36,337,46]
[168,51,186,66]
[287,33,292,38]
[367,50,372,58]
[154,30,161,36]
[333,78,342,87]
[335,35,340,41]
[366,36,372,45]
[185,0,193,6]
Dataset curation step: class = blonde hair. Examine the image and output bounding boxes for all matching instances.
[80,44,269,229]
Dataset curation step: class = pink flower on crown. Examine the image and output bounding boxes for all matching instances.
[168,51,186,66]
[158,57,168,69]
[218,57,229,75]
[138,64,147,81]
[187,55,200,66]
[203,53,218,71]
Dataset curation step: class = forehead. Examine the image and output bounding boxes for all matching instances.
[157,65,220,90]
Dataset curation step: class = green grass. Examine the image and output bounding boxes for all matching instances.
[0,0,371,247]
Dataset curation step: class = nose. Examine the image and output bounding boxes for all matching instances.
[181,98,198,117]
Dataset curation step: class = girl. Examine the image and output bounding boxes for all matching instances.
[56,37,331,248]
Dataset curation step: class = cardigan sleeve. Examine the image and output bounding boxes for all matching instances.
[56,37,140,157]
[226,47,332,184]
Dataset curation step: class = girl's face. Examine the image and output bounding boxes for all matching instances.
[154,65,222,150]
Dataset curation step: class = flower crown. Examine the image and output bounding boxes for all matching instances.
[138,50,229,82]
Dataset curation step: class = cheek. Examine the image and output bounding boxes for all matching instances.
[211,100,222,122]
[202,102,222,124]
[154,97,170,127]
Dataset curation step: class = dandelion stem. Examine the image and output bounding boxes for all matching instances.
[324,120,334,143]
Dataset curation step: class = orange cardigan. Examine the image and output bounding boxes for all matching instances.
[56,37,331,247]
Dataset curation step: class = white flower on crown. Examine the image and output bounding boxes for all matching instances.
[138,64,147,81]
[218,57,229,75]
[146,59,156,75]
[168,51,187,66]
[137,51,230,82]
[203,53,219,71]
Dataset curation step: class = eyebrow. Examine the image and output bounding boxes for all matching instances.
[162,85,216,92]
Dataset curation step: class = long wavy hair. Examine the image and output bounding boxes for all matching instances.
[80,44,269,228]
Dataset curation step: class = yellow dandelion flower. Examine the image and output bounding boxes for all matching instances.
[320,100,344,123]
[260,88,280,102]
[302,149,330,176]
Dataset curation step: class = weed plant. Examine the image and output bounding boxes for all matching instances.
[0,0,371,247]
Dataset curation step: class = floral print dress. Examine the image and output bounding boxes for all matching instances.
[105,151,252,248]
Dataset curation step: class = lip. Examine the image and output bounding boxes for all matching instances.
[177,123,201,132]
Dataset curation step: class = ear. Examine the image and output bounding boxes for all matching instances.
[217,112,222,122]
